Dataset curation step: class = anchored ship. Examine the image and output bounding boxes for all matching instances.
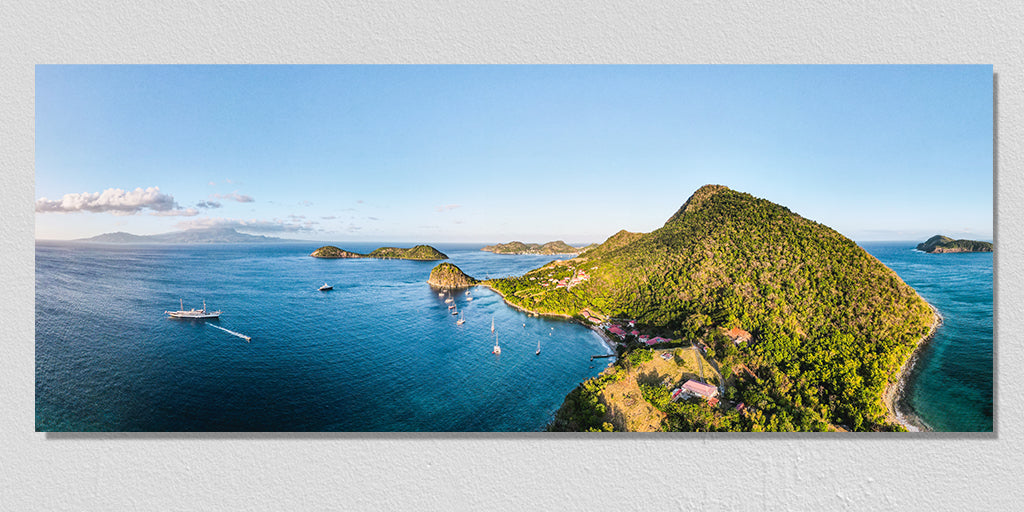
[165,299,221,319]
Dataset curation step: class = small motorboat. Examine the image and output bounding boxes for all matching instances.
[319,283,333,291]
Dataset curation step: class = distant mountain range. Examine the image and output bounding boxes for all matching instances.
[76,227,292,244]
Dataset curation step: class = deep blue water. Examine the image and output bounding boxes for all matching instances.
[860,242,993,432]
[35,242,613,432]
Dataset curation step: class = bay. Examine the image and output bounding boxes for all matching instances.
[35,242,612,432]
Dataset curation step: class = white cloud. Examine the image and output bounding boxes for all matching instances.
[435,204,462,213]
[196,200,221,209]
[152,208,199,217]
[176,217,312,233]
[35,186,179,215]
[211,192,254,203]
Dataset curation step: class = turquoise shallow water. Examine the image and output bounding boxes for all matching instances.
[35,242,612,432]
[860,242,993,432]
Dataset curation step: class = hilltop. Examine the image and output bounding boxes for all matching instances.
[310,244,448,260]
[482,240,582,255]
[76,227,288,244]
[916,235,992,253]
[488,184,937,432]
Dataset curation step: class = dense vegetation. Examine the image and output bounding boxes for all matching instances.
[311,244,448,260]
[367,245,448,260]
[917,235,992,253]
[310,245,364,258]
[482,240,581,254]
[501,185,937,432]
[427,263,478,288]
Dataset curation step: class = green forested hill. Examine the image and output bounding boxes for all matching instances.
[367,245,448,260]
[311,244,447,260]
[482,240,581,254]
[491,185,936,432]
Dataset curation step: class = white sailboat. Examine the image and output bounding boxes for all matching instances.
[457,312,465,325]
[536,338,541,355]
[492,330,501,355]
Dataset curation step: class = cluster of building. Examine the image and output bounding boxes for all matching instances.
[603,320,673,346]
[530,263,592,290]
[558,269,589,289]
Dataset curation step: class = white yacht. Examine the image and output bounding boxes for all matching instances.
[165,299,221,319]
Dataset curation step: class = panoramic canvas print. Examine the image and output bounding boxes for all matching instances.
[35,65,993,432]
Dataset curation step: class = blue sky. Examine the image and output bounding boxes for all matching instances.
[35,65,993,243]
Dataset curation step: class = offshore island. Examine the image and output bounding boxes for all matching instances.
[482,240,584,255]
[434,185,940,432]
[311,244,448,260]
[916,235,993,253]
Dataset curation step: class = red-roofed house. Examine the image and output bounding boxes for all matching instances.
[726,327,752,344]
[645,336,671,345]
[681,379,719,399]
[608,326,627,338]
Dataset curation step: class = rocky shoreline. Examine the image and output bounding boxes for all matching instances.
[883,302,943,432]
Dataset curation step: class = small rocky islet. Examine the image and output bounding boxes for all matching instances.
[426,262,478,288]
[916,235,992,253]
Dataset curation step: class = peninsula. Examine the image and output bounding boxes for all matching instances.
[482,185,937,432]
[311,244,448,260]
[482,240,582,255]
[916,235,992,253]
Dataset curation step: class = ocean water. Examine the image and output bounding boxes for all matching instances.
[35,242,613,432]
[36,241,992,432]
[860,242,993,432]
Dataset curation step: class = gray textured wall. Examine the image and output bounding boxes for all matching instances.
[3,2,1020,510]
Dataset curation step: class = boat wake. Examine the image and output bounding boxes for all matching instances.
[208,323,252,342]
